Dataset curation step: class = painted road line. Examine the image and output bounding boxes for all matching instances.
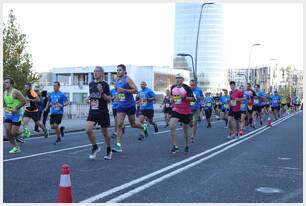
[106,113,296,203]
[4,142,104,162]
[80,113,297,203]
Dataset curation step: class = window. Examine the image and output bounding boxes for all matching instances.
[73,93,88,104]
[73,73,89,85]
[56,74,70,86]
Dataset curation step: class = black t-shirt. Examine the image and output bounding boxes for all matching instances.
[163,95,172,108]
[25,90,38,111]
[88,81,110,113]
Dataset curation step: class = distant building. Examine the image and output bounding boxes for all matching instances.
[38,65,190,103]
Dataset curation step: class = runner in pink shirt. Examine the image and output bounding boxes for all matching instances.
[228,81,243,138]
[169,73,195,155]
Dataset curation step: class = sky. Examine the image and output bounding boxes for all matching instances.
[2,2,303,72]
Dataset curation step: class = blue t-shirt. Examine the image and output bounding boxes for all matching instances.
[271,95,281,107]
[240,91,250,112]
[190,87,203,111]
[254,90,264,106]
[139,87,155,110]
[111,88,119,109]
[292,96,296,104]
[202,97,214,110]
[220,95,230,110]
[48,91,68,115]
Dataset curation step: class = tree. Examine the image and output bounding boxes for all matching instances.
[3,10,40,91]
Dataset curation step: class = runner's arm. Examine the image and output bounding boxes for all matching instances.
[124,77,138,94]
[13,90,27,110]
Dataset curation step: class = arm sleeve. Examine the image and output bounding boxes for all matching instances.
[183,84,193,97]
[170,85,176,96]
[104,83,110,96]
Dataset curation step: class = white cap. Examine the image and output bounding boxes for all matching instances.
[175,73,184,79]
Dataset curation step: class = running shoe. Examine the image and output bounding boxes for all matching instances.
[112,143,123,153]
[89,146,101,159]
[43,129,49,138]
[60,126,65,137]
[34,128,40,133]
[191,137,195,143]
[224,125,228,129]
[184,146,189,155]
[8,146,21,154]
[111,133,117,139]
[170,145,179,154]
[138,134,144,141]
[239,130,244,136]
[16,136,25,143]
[23,128,31,138]
[3,137,9,141]
[144,124,148,137]
[104,147,112,160]
[54,138,61,145]
[154,124,159,133]
[165,123,169,128]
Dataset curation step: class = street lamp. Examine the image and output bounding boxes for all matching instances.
[247,43,261,83]
[268,58,277,92]
[194,2,214,83]
[177,53,195,81]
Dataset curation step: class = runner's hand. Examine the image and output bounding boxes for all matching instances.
[117,87,125,93]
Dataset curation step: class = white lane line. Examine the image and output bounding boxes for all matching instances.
[106,113,296,203]
[80,113,297,203]
[4,142,104,162]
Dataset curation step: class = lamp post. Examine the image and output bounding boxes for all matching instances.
[177,53,196,81]
[194,2,214,84]
[247,43,261,84]
[268,58,277,92]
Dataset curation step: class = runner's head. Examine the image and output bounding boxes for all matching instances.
[140,81,147,89]
[4,77,14,90]
[53,81,60,92]
[239,85,244,92]
[175,73,184,85]
[206,92,211,97]
[24,83,32,92]
[166,89,170,96]
[255,84,260,91]
[117,64,126,78]
[229,81,236,91]
[94,66,104,80]
[222,89,228,95]
[41,90,48,97]
[190,79,197,89]
[246,83,251,90]
[274,90,278,95]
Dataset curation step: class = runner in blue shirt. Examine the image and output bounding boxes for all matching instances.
[202,92,214,128]
[137,81,158,140]
[110,82,125,139]
[271,90,281,120]
[220,89,230,128]
[252,84,265,127]
[240,85,249,135]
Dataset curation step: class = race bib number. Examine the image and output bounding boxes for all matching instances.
[165,103,170,107]
[54,103,61,110]
[231,100,236,106]
[90,100,99,110]
[190,102,195,106]
[5,107,13,114]
[241,104,246,109]
[224,104,229,109]
[254,99,259,104]
[118,93,126,102]
[206,103,212,107]
[174,96,182,104]
[248,105,253,110]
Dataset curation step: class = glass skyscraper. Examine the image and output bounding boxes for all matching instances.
[174,3,225,91]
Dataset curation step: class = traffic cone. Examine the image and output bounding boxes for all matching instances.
[58,164,73,203]
[267,116,272,127]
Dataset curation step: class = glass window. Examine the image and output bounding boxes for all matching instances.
[73,73,89,85]
[56,74,70,86]
[73,93,88,104]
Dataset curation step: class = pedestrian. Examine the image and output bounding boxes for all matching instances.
[160,89,172,127]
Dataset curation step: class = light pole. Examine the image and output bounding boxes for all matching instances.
[247,43,261,84]
[195,2,214,84]
[177,53,196,81]
[268,58,277,92]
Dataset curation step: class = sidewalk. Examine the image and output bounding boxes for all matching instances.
[3,112,167,138]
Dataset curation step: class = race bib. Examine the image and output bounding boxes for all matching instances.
[174,96,182,104]
[5,107,13,114]
[141,99,147,106]
[165,103,170,107]
[224,104,229,109]
[54,103,61,110]
[254,99,259,104]
[190,102,195,106]
[118,93,126,102]
[241,104,246,109]
[206,103,212,107]
[90,99,99,110]
[231,100,237,106]
[248,105,253,110]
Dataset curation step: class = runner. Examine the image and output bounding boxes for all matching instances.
[228,81,243,138]
[110,82,125,139]
[41,90,50,127]
[252,84,265,128]
[202,92,214,128]
[44,81,69,145]
[220,89,230,129]
[271,90,281,120]
[113,64,146,153]
[85,66,112,160]
[22,83,49,140]
[160,89,172,127]
[169,73,194,155]
[239,85,249,135]
[246,83,255,128]
[4,77,27,153]
[189,79,204,143]
[213,93,221,120]
[286,95,292,114]
[138,81,159,140]
[265,92,272,116]
[34,88,43,133]
[280,95,287,116]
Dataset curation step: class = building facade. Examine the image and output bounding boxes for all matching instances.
[174,3,225,91]
[38,65,190,103]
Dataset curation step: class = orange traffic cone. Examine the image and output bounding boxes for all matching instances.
[58,164,73,203]
[267,116,272,127]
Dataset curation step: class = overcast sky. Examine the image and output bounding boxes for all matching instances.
[3,2,303,72]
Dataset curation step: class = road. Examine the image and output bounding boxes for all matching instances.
[3,111,303,203]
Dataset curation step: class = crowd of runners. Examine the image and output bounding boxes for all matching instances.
[4,64,303,158]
